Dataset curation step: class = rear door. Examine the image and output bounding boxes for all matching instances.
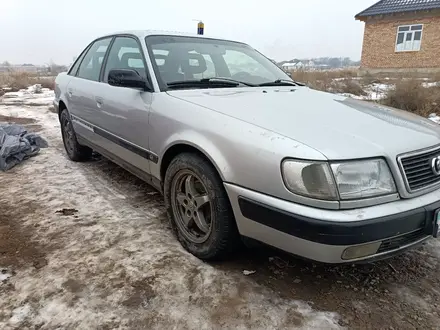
[67,37,112,146]
[93,35,154,173]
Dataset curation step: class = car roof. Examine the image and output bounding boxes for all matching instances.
[99,30,245,44]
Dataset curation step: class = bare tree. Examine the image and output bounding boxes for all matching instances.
[1,61,13,72]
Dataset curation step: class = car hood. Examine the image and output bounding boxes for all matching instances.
[167,87,440,160]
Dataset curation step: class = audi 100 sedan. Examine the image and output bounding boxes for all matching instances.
[54,30,440,263]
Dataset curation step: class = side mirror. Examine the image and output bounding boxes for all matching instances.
[108,69,150,91]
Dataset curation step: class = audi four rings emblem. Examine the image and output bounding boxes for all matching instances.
[431,156,440,176]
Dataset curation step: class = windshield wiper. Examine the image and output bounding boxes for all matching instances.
[257,79,305,87]
[201,77,256,87]
[167,77,255,89]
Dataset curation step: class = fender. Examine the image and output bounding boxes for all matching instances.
[151,130,233,183]
[54,72,74,116]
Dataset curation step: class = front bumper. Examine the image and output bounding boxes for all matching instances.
[224,183,437,263]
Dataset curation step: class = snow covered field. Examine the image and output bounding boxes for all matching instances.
[1,87,440,329]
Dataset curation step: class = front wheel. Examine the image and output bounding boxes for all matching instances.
[164,153,240,260]
[60,109,92,161]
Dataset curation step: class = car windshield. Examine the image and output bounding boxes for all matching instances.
[145,35,291,89]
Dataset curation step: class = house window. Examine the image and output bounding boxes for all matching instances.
[395,24,423,52]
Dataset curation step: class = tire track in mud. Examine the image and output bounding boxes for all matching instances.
[0,199,49,270]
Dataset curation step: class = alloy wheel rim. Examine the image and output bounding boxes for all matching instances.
[170,170,213,243]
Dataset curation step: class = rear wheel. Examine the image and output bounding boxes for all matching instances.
[60,109,92,161]
[164,153,240,260]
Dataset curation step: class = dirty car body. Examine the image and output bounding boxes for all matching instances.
[54,30,440,264]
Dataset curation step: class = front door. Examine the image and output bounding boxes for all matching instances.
[68,37,112,147]
[93,36,154,173]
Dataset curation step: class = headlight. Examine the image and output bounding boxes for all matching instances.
[282,160,338,200]
[282,158,396,201]
[331,159,396,200]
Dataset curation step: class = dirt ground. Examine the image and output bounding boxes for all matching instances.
[1,89,440,329]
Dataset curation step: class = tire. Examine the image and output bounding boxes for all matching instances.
[164,152,240,260]
[60,109,92,161]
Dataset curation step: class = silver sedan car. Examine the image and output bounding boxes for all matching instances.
[54,30,440,263]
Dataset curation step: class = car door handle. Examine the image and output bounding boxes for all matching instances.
[67,88,73,97]
[95,97,104,108]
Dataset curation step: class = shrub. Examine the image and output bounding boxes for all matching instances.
[0,72,32,91]
[291,70,367,96]
[431,71,440,83]
[337,79,367,96]
[292,71,333,92]
[382,79,440,116]
[361,72,382,85]
[38,78,54,90]
[0,72,55,91]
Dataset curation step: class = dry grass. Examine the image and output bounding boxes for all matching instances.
[292,69,358,91]
[292,69,359,81]
[335,79,367,96]
[361,72,383,86]
[2,69,439,118]
[293,69,440,91]
[291,71,334,92]
[382,79,440,116]
[291,69,440,116]
[430,71,440,84]
[291,69,367,95]
[0,72,54,92]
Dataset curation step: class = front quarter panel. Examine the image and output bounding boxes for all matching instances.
[149,92,327,203]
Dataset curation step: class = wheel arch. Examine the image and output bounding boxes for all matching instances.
[58,99,67,121]
[159,141,230,184]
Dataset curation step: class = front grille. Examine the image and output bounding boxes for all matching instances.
[399,147,440,192]
[377,229,427,253]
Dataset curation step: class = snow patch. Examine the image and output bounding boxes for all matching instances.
[0,269,12,282]
[338,82,393,101]
[428,113,440,124]
[425,239,440,259]
[423,82,440,88]
[339,80,439,102]
[9,304,32,326]
[364,83,393,100]
[27,84,42,94]
[243,270,256,276]
[1,85,54,107]
[394,286,432,312]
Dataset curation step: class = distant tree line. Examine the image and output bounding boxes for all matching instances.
[0,60,68,75]
[278,57,361,69]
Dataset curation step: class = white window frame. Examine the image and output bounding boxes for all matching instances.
[395,24,424,52]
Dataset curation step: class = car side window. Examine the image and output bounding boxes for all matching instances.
[68,45,90,76]
[103,36,146,83]
[76,38,111,82]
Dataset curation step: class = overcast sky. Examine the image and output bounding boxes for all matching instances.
[0,0,377,65]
